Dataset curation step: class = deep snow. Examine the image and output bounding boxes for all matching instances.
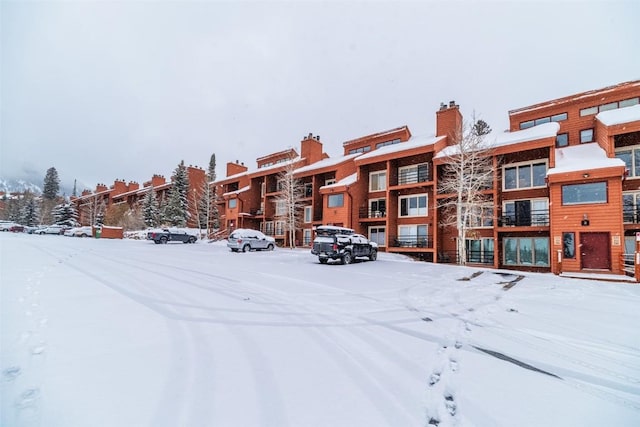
[1,233,639,427]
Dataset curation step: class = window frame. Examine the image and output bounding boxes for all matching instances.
[304,206,312,223]
[561,182,607,205]
[615,144,640,178]
[228,198,237,209]
[503,237,550,266]
[327,193,344,208]
[555,133,568,148]
[398,193,428,217]
[580,128,594,144]
[368,226,386,247]
[275,200,286,216]
[398,163,429,185]
[369,170,387,192]
[502,160,548,191]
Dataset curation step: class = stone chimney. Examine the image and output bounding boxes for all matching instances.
[436,100,463,144]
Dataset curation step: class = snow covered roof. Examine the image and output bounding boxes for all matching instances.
[320,173,357,189]
[596,104,640,126]
[435,122,559,159]
[547,143,625,175]
[357,134,444,161]
[223,185,250,197]
[294,153,361,174]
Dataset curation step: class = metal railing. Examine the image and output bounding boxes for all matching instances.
[396,169,431,186]
[359,207,386,219]
[623,208,640,224]
[389,235,433,248]
[499,209,550,226]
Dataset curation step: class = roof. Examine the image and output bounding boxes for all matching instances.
[320,173,357,190]
[294,153,361,174]
[547,143,625,175]
[434,122,559,159]
[357,134,444,161]
[223,185,250,197]
[596,104,640,126]
[342,125,410,147]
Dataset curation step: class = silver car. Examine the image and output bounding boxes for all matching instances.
[227,228,276,252]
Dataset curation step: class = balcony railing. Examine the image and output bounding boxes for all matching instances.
[499,209,549,227]
[359,208,386,219]
[389,235,433,248]
[437,251,494,265]
[396,169,431,186]
[623,207,640,224]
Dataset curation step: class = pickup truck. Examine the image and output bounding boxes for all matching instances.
[147,228,197,244]
[311,225,377,264]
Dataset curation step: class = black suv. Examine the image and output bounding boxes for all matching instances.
[311,225,378,264]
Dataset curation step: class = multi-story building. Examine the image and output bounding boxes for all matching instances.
[216,80,640,277]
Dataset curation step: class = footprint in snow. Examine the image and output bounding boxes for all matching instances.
[3,366,21,382]
[429,372,441,386]
[15,388,40,409]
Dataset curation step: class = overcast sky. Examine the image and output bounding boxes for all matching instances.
[2,0,639,192]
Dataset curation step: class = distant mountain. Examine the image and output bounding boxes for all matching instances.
[0,178,42,195]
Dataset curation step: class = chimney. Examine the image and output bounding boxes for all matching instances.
[436,100,462,144]
[227,161,248,177]
[301,133,324,165]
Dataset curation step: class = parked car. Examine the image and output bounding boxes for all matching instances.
[9,225,25,233]
[227,229,275,252]
[0,221,18,231]
[35,225,65,235]
[146,228,197,244]
[311,225,378,264]
[74,226,93,237]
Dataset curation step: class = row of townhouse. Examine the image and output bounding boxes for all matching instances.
[71,166,206,226]
[215,80,640,276]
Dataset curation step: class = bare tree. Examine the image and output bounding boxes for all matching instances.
[437,118,495,265]
[274,159,305,249]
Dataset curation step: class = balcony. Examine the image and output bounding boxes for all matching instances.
[623,207,640,224]
[389,235,433,248]
[499,209,549,227]
[359,207,386,219]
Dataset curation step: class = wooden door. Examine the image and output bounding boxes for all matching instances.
[580,232,610,270]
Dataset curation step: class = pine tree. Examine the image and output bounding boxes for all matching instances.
[52,202,79,227]
[72,179,77,197]
[142,188,161,227]
[20,194,40,226]
[163,160,190,227]
[43,167,60,200]
[197,153,220,235]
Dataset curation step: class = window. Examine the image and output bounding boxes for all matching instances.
[580,98,639,116]
[304,206,312,223]
[369,226,386,247]
[369,170,386,192]
[615,145,640,177]
[503,161,547,190]
[466,238,494,263]
[275,200,286,216]
[348,146,371,154]
[562,182,607,205]
[462,204,494,227]
[623,192,640,223]
[398,163,429,185]
[519,113,567,129]
[275,221,285,235]
[580,128,594,143]
[277,180,285,192]
[563,232,575,259]
[369,198,386,217]
[556,133,568,148]
[228,199,237,209]
[376,139,400,149]
[398,224,428,247]
[261,182,266,197]
[263,221,274,235]
[304,183,313,198]
[399,194,427,217]
[503,237,549,266]
[503,199,548,226]
[328,194,344,208]
[303,229,312,246]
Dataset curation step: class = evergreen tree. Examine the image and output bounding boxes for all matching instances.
[198,153,220,234]
[72,179,77,197]
[7,197,23,222]
[52,202,79,227]
[163,160,190,227]
[472,119,492,136]
[94,200,106,226]
[208,153,217,182]
[43,167,60,200]
[142,188,161,227]
[20,194,40,226]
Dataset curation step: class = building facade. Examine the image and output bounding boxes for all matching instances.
[215,80,640,277]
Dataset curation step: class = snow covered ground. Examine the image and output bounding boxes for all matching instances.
[1,233,639,427]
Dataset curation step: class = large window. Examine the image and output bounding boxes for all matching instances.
[503,199,549,226]
[369,198,386,217]
[503,237,549,266]
[275,221,285,235]
[398,163,429,185]
[466,238,494,263]
[562,182,607,205]
[397,224,428,247]
[615,145,640,177]
[399,194,427,217]
[304,206,312,223]
[369,226,386,247]
[228,199,237,209]
[519,112,568,130]
[369,171,387,192]
[275,200,286,216]
[462,204,494,227]
[503,161,547,190]
[263,221,274,236]
[328,194,344,208]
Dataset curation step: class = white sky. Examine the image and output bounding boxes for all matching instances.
[2,233,640,426]
[2,0,639,191]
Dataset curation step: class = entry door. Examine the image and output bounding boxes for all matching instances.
[580,232,610,270]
